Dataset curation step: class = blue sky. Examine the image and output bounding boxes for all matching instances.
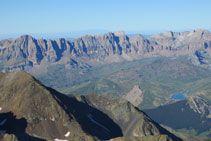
[0,0,211,37]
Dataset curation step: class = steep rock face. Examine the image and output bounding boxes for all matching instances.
[192,48,211,68]
[0,30,211,72]
[123,85,143,106]
[0,133,18,141]
[0,71,180,140]
[75,94,160,137]
[0,71,93,140]
[144,95,211,137]
[188,95,211,118]
[76,94,180,140]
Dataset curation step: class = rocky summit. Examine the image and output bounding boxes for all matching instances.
[0,29,211,72]
[0,71,181,141]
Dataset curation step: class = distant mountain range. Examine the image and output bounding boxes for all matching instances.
[0,29,211,73]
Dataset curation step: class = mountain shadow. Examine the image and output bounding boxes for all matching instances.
[0,112,45,141]
[144,99,211,136]
[134,107,182,141]
[48,87,123,140]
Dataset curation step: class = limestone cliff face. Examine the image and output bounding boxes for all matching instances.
[123,85,143,107]
[0,30,211,72]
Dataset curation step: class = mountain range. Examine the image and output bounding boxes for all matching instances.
[0,29,211,73]
[0,30,211,139]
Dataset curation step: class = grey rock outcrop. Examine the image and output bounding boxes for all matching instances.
[123,85,143,107]
[0,30,211,72]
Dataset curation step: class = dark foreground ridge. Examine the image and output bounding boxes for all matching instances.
[0,71,183,140]
[0,112,45,141]
[49,87,123,140]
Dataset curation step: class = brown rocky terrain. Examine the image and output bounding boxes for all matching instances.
[110,135,172,141]
[0,71,181,141]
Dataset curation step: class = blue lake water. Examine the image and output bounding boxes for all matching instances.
[171,92,186,100]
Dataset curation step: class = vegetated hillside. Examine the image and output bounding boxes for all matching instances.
[0,71,181,141]
[144,95,211,137]
[58,56,211,109]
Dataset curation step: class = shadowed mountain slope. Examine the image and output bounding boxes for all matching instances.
[144,95,211,137]
[0,71,181,140]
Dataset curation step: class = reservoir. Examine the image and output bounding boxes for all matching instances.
[171,92,186,100]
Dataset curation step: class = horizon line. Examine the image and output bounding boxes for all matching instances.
[0,28,210,40]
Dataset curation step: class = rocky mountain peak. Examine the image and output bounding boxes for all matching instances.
[0,71,63,119]
[195,29,210,33]
[19,35,34,41]
[79,34,95,41]
[0,71,181,140]
[187,29,211,39]
[114,31,126,37]
[0,71,92,140]
[130,34,145,41]
[163,31,174,37]
[151,31,174,39]
[57,38,66,42]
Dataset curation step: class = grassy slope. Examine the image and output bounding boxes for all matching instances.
[30,56,211,137]
[33,56,211,110]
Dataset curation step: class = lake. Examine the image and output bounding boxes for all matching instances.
[171,92,186,100]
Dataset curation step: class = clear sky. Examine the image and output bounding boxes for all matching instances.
[0,0,211,36]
